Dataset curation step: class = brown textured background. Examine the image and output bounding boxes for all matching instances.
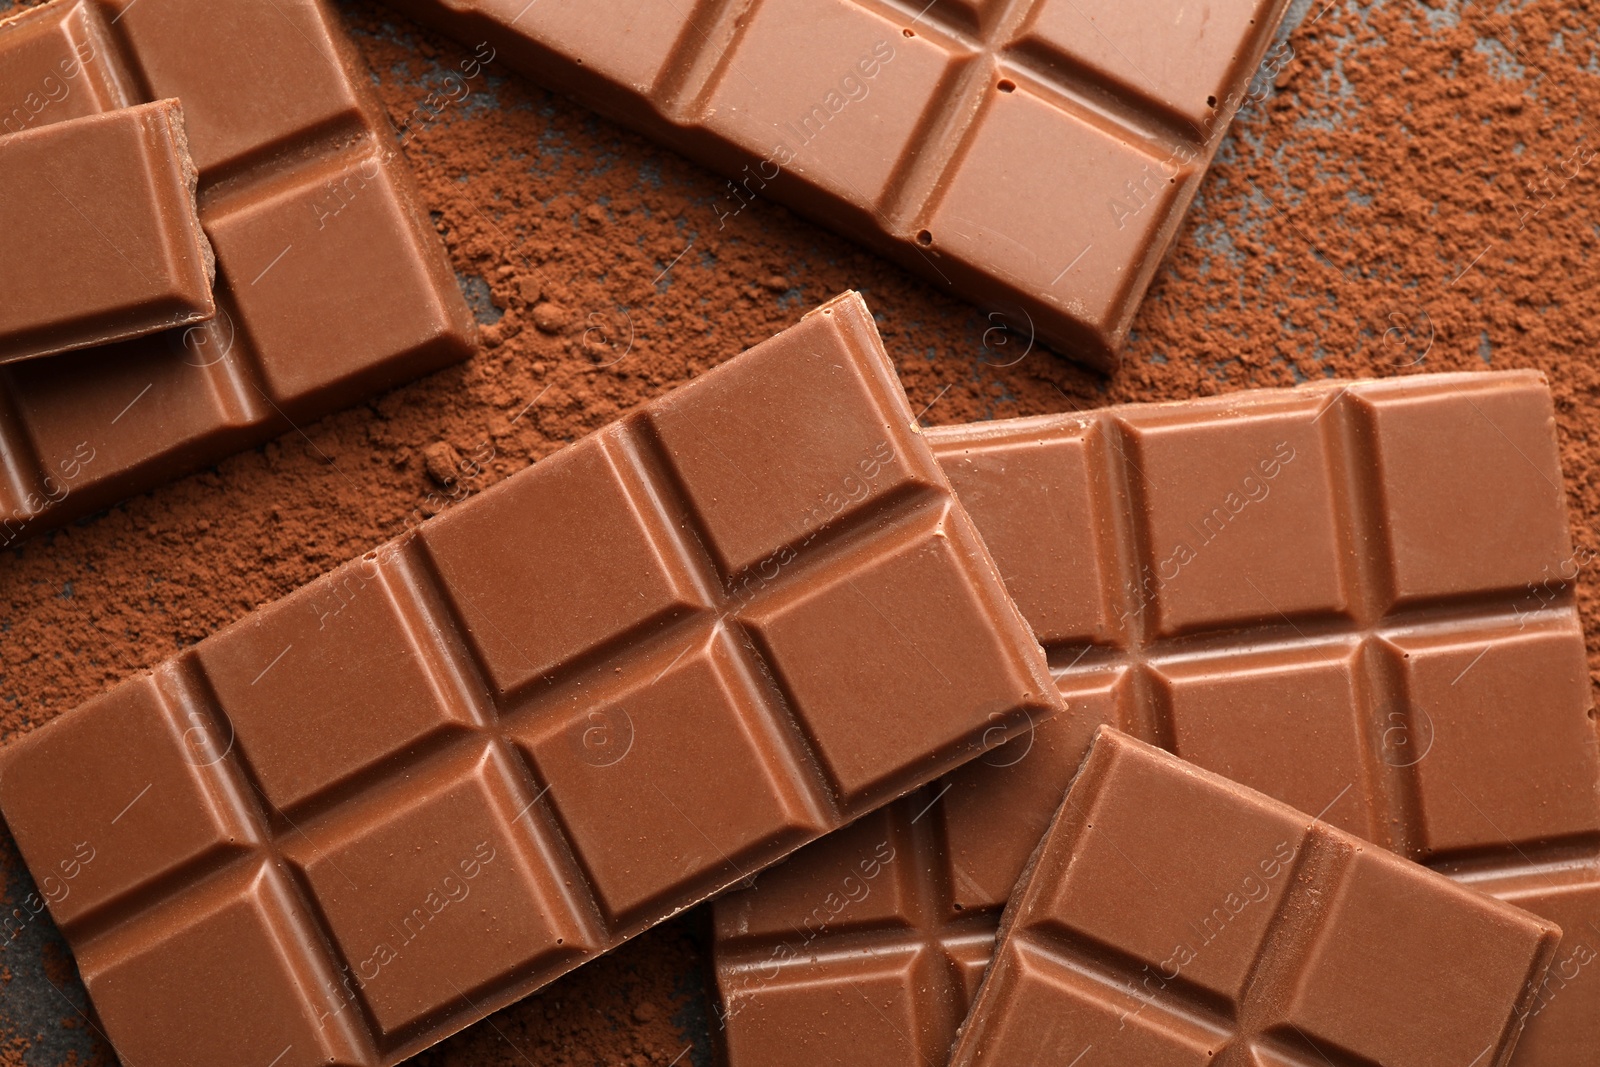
[2,0,1598,1063]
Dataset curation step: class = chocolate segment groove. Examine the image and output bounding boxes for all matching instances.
[379,0,1295,368]
[0,293,1061,1067]
[0,0,475,548]
[716,371,1599,1067]
[949,732,1562,1067]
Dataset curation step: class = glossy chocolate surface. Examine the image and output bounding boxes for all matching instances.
[716,371,1599,1066]
[0,100,213,363]
[380,0,1293,369]
[0,293,1059,1067]
[0,0,474,548]
[950,730,1561,1067]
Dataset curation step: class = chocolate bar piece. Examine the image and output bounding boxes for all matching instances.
[949,729,1561,1067]
[0,293,1060,1067]
[715,371,1600,1066]
[378,0,1292,369]
[0,0,474,548]
[0,100,213,364]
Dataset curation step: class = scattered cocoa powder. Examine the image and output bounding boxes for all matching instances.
[2,0,1598,1063]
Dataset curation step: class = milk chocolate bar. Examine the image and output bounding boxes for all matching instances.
[715,371,1600,1066]
[378,0,1293,369]
[0,293,1060,1067]
[0,0,474,548]
[949,729,1561,1067]
[0,100,214,364]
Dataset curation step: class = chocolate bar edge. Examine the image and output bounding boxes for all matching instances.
[0,290,1063,1067]
[376,0,1298,370]
[0,0,478,549]
[0,98,217,364]
[950,727,1567,1067]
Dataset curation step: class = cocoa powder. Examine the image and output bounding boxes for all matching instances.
[1,0,1598,1063]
